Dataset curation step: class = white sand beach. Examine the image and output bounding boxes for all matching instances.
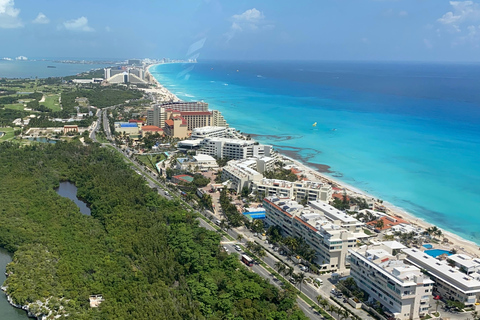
[144,64,181,102]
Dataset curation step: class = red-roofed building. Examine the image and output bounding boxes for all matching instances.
[141,125,164,137]
[164,116,188,139]
[129,119,144,124]
[367,215,409,231]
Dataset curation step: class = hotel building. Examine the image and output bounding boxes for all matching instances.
[221,157,275,193]
[190,126,242,140]
[349,243,434,320]
[263,197,367,271]
[252,179,333,203]
[403,248,480,307]
[197,137,273,160]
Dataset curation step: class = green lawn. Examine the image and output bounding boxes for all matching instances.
[136,155,157,171]
[4,103,26,111]
[42,94,62,111]
[0,127,19,141]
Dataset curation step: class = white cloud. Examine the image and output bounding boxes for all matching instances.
[399,10,408,17]
[32,12,49,24]
[438,1,480,32]
[232,8,265,23]
[63,16,94,32]
[225,8,273,42]
[0,0,23,28]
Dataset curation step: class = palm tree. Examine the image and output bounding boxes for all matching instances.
[375,219,384,230]
[297,272,307,292]
[285,266,294,278]
[275,261,286,275]
[236,234,244,243]
[328,304,338,319]
[339,309,350,320]
[434,229,443,240]
[246,241,255,252]
[317,296,328,311]
[257,248,267,259]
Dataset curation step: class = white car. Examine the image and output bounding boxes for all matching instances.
[223,246,228,252]
[234,245,241,251]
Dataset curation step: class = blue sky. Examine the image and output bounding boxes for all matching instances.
[1,0,480,61]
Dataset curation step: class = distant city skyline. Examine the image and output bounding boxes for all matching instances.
[1,0,480,62]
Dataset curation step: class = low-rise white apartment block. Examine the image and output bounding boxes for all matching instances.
[190,126,242,140]
[252,179,333,203]
[197,137,273,160]
[309,201,364,233]
[264,197,366,271]
[403,248,480,307]
[222,160,263,193]
[220,157,275,193]
[349,243,434,320]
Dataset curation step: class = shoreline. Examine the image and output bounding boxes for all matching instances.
[145,64,181,102]
[149,64,480,258]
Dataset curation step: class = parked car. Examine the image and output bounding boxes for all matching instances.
[222,246,228,252]
[234,245,241,251]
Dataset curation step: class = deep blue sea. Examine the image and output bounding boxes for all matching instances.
[151,61,480,244]
[0,60,110,78]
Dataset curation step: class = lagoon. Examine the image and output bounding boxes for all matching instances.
[0,249,29,320]
[55,182,91,216]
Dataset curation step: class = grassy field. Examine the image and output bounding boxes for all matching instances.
[136,155,157,171]
[42,94,61,111]
[0,127,19,141]
[4,103,26,111]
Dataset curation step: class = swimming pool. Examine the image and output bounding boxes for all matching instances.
[424,249,452,258]
[422,244,433,249]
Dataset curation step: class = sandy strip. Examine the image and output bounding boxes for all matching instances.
[150,66,480,258]
[145,64,181,102]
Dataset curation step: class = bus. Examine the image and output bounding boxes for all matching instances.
[241,254,254,267]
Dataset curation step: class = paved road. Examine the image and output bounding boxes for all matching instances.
[90,109,102,141]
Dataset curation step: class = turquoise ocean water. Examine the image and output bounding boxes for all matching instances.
[151,61,480,244]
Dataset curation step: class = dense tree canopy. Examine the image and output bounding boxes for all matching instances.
[0,141,307,319]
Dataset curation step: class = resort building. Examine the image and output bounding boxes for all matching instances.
[309,201,363,232]
[147,105,167,128]
[104,67,147,84]
[159,101,209,112]
[140,125,163,137]
[190,126,241,140]
[175,155,218,171]
[403,248,480,307]
[180,111,215,130]
[63,125,79,135]
[164,117,188,139]
[349,243,434,320]
[115,122,140,135]
[196,137,273,160]
[251,179,333,204]
[220,158,273,193]
[212,109,228,127]
[263,197,367,271]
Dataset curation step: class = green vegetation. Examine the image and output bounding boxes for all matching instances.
[263,168,298,182]
[0,141,307,319]
[0,126,20,141]
[219,188,246,227]
[42,94,62,112]
[61,87,142,111]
